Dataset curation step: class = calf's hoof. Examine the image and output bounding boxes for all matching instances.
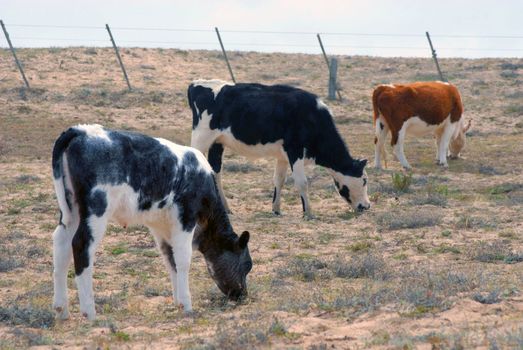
[273,210,281,216]
[80,306,96,321]
[303,212,315,220]
[54,305,70,320]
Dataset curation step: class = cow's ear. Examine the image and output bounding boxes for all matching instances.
[238,231,250,249]
[359,159,368,169]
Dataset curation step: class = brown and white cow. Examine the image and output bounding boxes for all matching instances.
[372,81,471,169]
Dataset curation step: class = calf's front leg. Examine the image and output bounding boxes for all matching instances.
[171,228,195,312]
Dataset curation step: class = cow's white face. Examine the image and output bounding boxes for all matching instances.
[449,119,471,159]
[333,160,371,212]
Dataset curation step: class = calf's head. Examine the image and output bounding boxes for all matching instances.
[449,119,471,159]
[199,230,252,301]
[334,159,371,212]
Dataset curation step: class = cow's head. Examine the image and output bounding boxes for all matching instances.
[333,159,371,212]
[197,229,252,301]
[449,119,471,159]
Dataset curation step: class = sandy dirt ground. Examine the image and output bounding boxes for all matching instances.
[0,48,522,349]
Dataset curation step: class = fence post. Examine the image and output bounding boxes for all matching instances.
[317,33,342,100]
[425,31,446,81]
[328,57,338,101]
[1,20,30,89]
[215,27,236,83]
[106,24,132,91]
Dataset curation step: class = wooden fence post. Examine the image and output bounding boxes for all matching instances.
[328,58,338,101]
[425,31,446,81]
[317,33,342,100]
[215,27,236,83]
[1,20,30,89]
[106,24,132,91]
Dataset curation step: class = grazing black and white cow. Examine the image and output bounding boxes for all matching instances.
[188,80,370,217]
[51,124,252,320]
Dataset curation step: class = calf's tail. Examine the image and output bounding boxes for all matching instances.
[372,86,388,167]
[52,128,82,226]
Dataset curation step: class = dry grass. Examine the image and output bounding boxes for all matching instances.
[0,48,522,349]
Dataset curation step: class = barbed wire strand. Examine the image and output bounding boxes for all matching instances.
[6,36,523,51]
[4,23,523,39]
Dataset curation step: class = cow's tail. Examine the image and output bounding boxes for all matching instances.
[52,128,82,226]
[372,86,382,127]
[372,86,388,167]
[450,85,466,139]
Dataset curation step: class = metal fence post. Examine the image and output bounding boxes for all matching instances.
[106,24,132,91]
[317,33,342,100]
[215,27,236,83]
[328,57,338,101]
[1,20,30,89]
[425,31,446,81]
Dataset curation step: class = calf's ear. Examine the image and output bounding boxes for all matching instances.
[238,231,250,249]
[358,159,368,169]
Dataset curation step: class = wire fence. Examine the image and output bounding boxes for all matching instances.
[2,23,523,55]
[1,22,522,92]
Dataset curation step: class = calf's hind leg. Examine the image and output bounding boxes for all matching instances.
[374,118,389,169]
[437,121,458,167]
[72,213,108,320]
[272,158,288,215]
[288,154,312,218]
[52,213,79,319]
[151,232,178,304]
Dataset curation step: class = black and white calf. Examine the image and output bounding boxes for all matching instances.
[188,80,370,217]
[51,124,252,320]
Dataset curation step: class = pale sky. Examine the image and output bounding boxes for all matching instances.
[1,0,522,57]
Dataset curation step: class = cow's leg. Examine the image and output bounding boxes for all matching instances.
[52,211,79,319]
[151,233,178,304]
[272,158,288,215]
[392,125,411,169]
[73,213,108,320]
[208,142,231,213]
[374,118,389,169]
[434,128,444,163]
[438,121,458,167]
[288,154,312,218]
[171,227,195,312]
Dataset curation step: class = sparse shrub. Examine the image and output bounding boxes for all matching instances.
[455,214,496,229]
[330,253,387,280]
[84,48,97,55]
[347,241,373,252]
[472,290,501,304]
[195,322,269,349]
[223,162,261,173]
[268,318,287,336]
[144,286,170,297]
[500,70,519,79]
[489,183,522,195]
[478,165,501,175]
[0,304,55,328]
[391,172,412,193]
[469,241,517,263]
[277,255,329,282]
[433,244,461,254]
[376,209,442,231]
[0,245,25,272]
[500,62,523,70]
[410,181,448,206]
[441,230,452,237]
[505,104,523,115]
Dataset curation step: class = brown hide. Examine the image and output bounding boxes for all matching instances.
[372,82,463,146]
